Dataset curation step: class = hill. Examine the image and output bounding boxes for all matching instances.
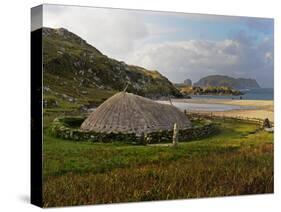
[176,85,243,96]
[183,79,192,86]
[194,75,260,89]
[42,27,182,108]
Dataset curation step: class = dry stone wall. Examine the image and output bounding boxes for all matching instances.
[49,116,219,144]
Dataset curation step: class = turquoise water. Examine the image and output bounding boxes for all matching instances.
[191,88,273,100]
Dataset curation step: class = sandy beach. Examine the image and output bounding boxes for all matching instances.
[172,98,274,122]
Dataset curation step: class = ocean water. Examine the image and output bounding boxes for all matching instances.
[157,88,272,112]
[157,101,255,112]
[190,88,273,100]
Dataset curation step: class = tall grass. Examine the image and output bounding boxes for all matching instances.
[43,119,273,207]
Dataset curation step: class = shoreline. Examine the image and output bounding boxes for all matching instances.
[172,98,274,122]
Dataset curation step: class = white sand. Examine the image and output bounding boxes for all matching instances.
[173,98,274,122]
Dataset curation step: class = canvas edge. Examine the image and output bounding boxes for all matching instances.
[31,5,43,208]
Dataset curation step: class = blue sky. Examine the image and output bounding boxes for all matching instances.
[43,5,274,88]
[140,11,273,47]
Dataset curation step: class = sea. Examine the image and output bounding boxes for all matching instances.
[190,88,273,100]
[157,88,273,112]
[157,101,256,112]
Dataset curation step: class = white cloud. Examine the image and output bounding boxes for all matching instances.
[125,37,273,87]
[43,5,149,60]
[42,5,274,88]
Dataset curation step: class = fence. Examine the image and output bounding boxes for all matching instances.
[185,111,274,127]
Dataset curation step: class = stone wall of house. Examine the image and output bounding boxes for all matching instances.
[143,123,219,144]
[49,116,220,144]
[49,117,140,143]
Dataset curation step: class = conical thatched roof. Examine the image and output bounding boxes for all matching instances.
[80,92,191,135]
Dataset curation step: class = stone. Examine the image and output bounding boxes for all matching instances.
[68,97,74,102]
[79,79,90,87]
[172,123,179,146]
[43,86,51,92]
[50,115,219,144]
[93,76,100,82]
[78,70,85,75]
[43,98,58,108]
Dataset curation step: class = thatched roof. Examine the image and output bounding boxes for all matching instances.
[80,92,191,135]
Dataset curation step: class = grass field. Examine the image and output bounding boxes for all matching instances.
[43,119,273,207]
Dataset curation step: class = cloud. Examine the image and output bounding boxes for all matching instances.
[126,36,273,87]
[228,30,258,45]
[43,5,274,88]
[43,5,149,60]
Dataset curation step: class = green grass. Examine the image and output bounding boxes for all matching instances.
[43,72,117,108]
[43,119,273,207]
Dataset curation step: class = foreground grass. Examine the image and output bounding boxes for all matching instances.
[43,119,273,207]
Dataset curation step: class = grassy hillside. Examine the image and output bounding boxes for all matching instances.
[43,119,273,207]
[43,27,182,110]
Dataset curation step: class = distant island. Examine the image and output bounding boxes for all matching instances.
[174,75,261,97]
[194,75,260,89]
[175,85,243,96]
[183,79,192,86]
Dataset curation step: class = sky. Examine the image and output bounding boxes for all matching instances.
[42,4,274,88]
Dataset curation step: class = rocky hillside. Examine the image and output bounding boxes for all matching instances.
[42,27,181,108]
[194,75,260,89]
